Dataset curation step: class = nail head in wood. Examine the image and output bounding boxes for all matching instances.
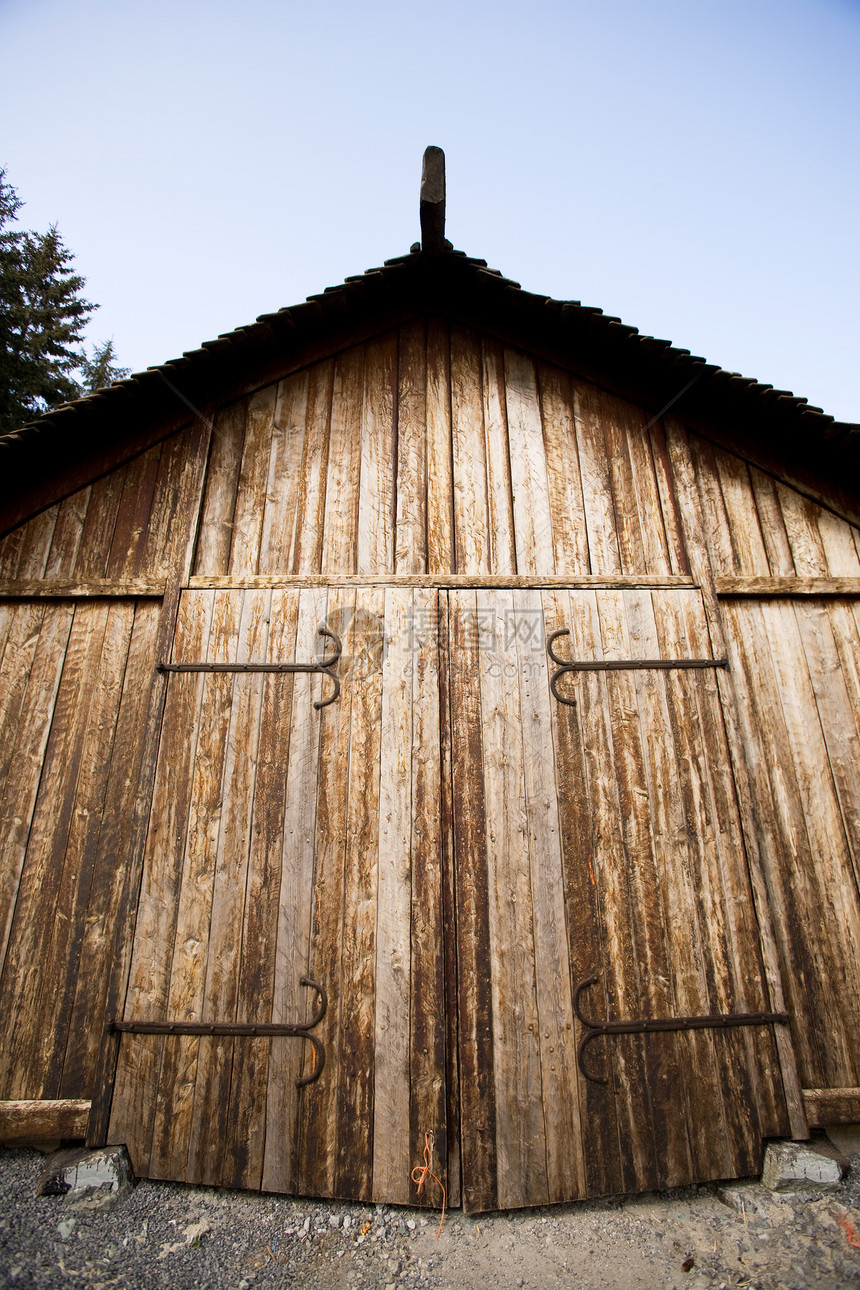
[420,145,446,253]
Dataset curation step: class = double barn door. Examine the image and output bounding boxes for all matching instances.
[109,583,791,1211]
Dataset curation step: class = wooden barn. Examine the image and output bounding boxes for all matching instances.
[0,150,858,1214]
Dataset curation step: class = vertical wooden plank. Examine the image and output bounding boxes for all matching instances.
[106,447,162,579]
[261,587,325,1194]
[572,380,621,574]
[426,320,454,574]
[90,410,214,1152]
[451,328,490,576]
[748,468,795,576]
[675,588,790,1156]
[44,489,91,579]
[448,591,498,1213]
[438,593,461,1208]
[686,435,737,576]
[409,588,448,1207]
[642,590,753,1178]
[0,605,73,983]
[776,482,830,576]
[296,586,357,1197]
[15,507,59,579]
[292,360,333,574]
[143,590,236,1182]
[505,350,554,576]
[322,349,364,575]
[537,363,589,577]
[517,590,583,1201]
[603,589,693,1188]
[792,599,860,887]
[229,386,278,577]
[334,586,384,1195]
[599,398,648,575]
[543,589,622,1198]
[562,590,649,1193]
[0,601,110,1098]
[590,591,657,1193]
[106,591,215,1169]
[59,600,163,1098]
[258,372,310,575]
[357,339,397,575]
[138,428,194,578]
[372,588,413,1202]
[818,512,860,577]
[186,590,271,1186]
[194,402,246,576]
[712,452,770,575]
[649,419,690,576]
[23,601,136,1097]
[478,588,547,1209]
[75,467,128,579]
[666,417,808,1134]
[395,320,428,575]
[482,339,516,576]
[225,589,301,1191]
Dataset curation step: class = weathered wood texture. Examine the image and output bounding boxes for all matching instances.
[0,1098,90,1141]
[0,429,194,584]
[0,424,197,1103]
[193,324,687,580]
[109,588,449,1203]
[1,321,858,1212]
[803,1088,860,1127]
[448,588,790,1212]
[680,428,860,1093]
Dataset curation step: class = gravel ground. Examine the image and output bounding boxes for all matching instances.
[1,1143,860,1290]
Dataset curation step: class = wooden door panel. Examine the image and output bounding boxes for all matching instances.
[110,587,449,1204]
[447,588,791,1212]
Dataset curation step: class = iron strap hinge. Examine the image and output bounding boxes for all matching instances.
[547,628,727,707]
[574,975,789,1085]
[110,977,327,1088]
[157,627,342,708]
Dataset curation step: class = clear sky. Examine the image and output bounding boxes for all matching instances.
[2,0,858,421]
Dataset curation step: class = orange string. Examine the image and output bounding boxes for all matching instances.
[837,1211,860,1249]
[411,1131,446,1240]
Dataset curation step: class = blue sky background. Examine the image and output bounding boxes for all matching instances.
[2,0,858,420]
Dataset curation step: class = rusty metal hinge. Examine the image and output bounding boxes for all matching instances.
[573,975,789,1085]
[547,628,727,707]
[158,627,342,708]
[110,976,327,1087]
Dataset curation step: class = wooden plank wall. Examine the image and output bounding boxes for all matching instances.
[679,429,860,1093]
[109,587,448,1203]
[193,321,687,581]
[0,427,196,1102]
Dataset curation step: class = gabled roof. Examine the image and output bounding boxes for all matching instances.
[2,243,859,531]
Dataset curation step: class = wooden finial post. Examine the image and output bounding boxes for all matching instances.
[420,146,446,253]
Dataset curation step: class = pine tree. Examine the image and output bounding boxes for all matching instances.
[0,168,100,435]
[80,338,131,394]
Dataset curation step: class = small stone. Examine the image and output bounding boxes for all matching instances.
[330,1213,340,1227]
[715,1181,771,1215]
[56,1217,76,1240]
[761,1139,848,1193]
[37,1145,135,1212]
[406,1219,416,1230]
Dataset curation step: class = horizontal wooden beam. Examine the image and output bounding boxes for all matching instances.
[715,576,860,598]
[0,1098,90,1141]
[188,573,697,592]
[803,1087,860,1127]
[0,579,166,600]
